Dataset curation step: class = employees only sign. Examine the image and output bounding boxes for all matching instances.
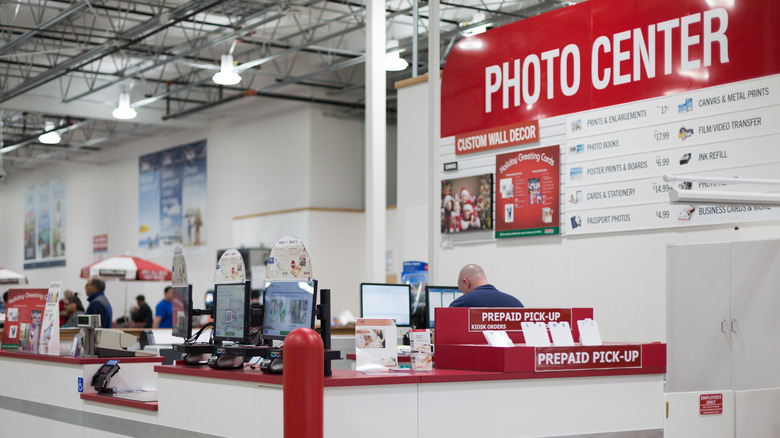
[700,393,723,416]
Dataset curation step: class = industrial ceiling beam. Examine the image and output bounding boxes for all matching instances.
[0,0,227,103]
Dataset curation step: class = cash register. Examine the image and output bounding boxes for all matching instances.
[77,314,143,358]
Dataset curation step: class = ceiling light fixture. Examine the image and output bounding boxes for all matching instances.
[38,121,61,144]
[460,12,491,37]
[213,54,242,85]
[384,40,409,72]
[112,92,138,120]
[669,187,780,206]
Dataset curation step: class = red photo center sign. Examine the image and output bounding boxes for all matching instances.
[441,0,780,137]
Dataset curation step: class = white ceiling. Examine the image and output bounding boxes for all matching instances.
[0,0,578,176]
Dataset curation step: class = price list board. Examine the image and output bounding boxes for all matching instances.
[563,75,780,235]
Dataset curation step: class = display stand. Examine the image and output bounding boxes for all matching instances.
[434,307,666,376]
[173,242,340,375]
[204,288,340,375]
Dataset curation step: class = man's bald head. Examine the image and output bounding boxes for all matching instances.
[458,264,488,294]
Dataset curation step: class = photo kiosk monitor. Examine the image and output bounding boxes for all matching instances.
[360,283,412,327]
[426,286,462,328]
[171,284,193,339]
[262,281,317,341]
[213,282,251,344]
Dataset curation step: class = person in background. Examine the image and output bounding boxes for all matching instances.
[59,289,74,326]
[449,264,524,308]
[62,294,85,328]
[153,286,173,329]
[131,294,154,328]
[84,277,113,328]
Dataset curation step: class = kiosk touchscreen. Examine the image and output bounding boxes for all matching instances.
[426,286,462,328]
[171,284,193,339]
[213,281,251,345]
[261,281,317,341]
[360,283,412,327]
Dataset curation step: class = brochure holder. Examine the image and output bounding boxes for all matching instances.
[355,318,398,372]
[411,329,433,370]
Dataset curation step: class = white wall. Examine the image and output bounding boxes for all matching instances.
[396,79,780,343]
[310,110,364,209]
[0,97,375,319]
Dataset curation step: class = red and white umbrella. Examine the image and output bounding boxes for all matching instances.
[0,268,28,285]
[80,256,172,319]
[80,256,172,281]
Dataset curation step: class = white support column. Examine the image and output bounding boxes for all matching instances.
[427,0,440,284]
[365,0,386,282]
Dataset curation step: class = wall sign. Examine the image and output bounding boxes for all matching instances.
[442,0,780,236]
[495,145,560,238]
[441,0,780,137]
[441,173,494,234]
[138,140,207,256]
[699,393,724,416]
[535,345,642,372]
[468,308,572,332]
[23,178,66,269]
[455,120,539,155]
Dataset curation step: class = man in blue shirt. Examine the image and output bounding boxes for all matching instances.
[449,264,524,308]
[84,277,113,328]
[154,286,173,328]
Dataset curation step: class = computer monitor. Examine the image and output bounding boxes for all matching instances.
[171,284,193,339]
[360,283,412,327]
[261,280,317,341]
[213,281,251,344]
[426,286,462,328]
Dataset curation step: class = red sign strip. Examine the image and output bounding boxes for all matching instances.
[468,308,572,332]
[441,0,780,136]
[454,120,539,155]
[534,345,642,372]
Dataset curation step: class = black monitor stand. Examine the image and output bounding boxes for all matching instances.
[173,308,215,365]
[174,287,341,375]
[317,288,340,376]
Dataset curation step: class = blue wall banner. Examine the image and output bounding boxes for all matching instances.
[23,178,66,269]
[138,140,207,256]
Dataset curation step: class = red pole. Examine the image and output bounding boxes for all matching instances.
[283,327,324,438]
